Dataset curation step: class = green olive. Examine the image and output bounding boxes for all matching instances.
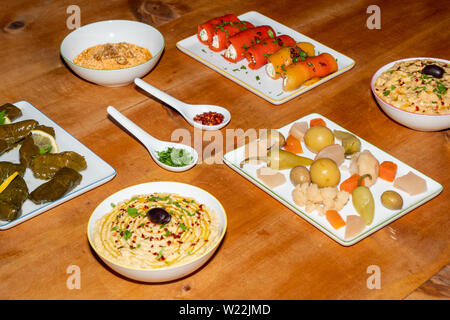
[304,126,335,153]
[310,158,340,188]
[289,165,311,186]
[380,190,403,210]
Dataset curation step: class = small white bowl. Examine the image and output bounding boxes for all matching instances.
[371,57,450,131]
[87,182,227,282]
[60,20,164,87]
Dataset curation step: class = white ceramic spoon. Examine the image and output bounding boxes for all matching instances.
[134,78,231,131]
[107,106,198,172]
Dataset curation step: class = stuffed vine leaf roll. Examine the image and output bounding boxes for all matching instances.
[29,167,82,204]
[0,174,28,221]
[0,103,22,122]
[30,151,87,180]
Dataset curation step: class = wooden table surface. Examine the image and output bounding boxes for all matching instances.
[0,0,449,300]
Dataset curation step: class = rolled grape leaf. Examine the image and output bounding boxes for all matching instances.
[30,151,87,180]
[0,103,22,122]
[0,140,8,155]
[0,161,26,180]
[34,125,55,137]
[29,167,82,204]
[19,135,40,167]
[0,174,28,221]
[0,119,38,146]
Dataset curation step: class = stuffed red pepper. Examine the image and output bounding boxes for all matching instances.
[223,25,276,63]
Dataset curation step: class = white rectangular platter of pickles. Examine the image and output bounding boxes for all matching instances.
[0,100,116,230]
[223,113,443,246]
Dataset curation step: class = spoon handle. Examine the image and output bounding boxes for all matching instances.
[107,106,159,148]
[134,78,186,112]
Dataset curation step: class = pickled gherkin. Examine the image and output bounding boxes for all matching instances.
[29,167,82,204]
[30,151,87,180]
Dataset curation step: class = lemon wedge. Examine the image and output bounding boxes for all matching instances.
[30,130,59,154]
[0,116,11,124]
[0,171,19,194]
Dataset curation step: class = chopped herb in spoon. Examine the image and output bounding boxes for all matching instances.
[157,147,192,167]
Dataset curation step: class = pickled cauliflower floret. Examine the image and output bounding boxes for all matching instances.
[292,182,350,216]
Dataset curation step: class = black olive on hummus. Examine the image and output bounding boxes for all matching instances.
[422,64,445,79]
[147,207,171,224]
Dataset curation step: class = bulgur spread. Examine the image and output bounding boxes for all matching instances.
[73,42,152,70]
[93,193,220,269]
[374,59,449,114]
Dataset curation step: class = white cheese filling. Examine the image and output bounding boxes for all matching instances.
[224,44,237,59]
[212,35,219,49]
[266,63,275,78]
[199,29,208,41]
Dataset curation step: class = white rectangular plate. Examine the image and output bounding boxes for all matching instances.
[223,113,443,245]
[0,100,116,230]
[176,11,355,105]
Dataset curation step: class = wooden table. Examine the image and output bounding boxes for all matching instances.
[0,0,448,300]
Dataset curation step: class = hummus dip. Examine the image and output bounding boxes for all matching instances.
[374,59,449,114]
[73,42,152,70]
[93,193,220,269]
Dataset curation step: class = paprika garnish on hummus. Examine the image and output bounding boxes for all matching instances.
[93,193,219,269]
[374,59,449,114]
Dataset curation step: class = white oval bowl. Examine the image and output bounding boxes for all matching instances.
[87,181,227,282]
[60,20,164,87]
[371,57,450,131]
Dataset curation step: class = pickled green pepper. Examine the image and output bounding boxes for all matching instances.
[240,148,313,170]
[352,174,375,225]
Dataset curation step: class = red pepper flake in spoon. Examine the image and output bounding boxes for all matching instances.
[193,111,224,126]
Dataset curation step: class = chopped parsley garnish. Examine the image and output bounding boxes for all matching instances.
[299,50,308,61]
[147,195,170,202]
[156,246,165,260]
[127,207,139,217]
[433,84,448,98]
[123,230,132,241]
[179,223,188,231]
[156,147,192,167]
